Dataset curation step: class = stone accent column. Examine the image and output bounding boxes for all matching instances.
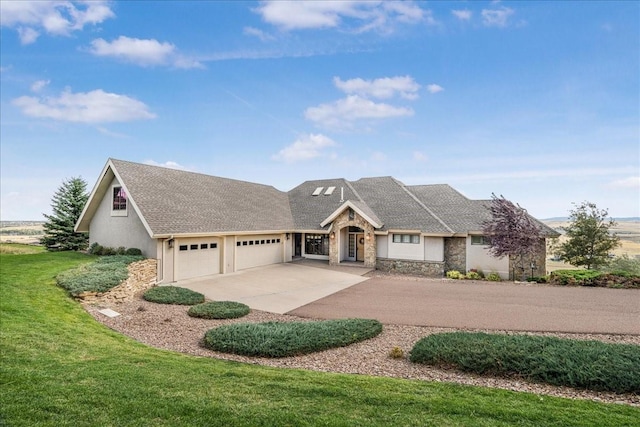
[328,208,376,268]
[444,237,466,273]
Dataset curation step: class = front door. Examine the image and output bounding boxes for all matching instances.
[356,233,365,261]
[294,233,302,257]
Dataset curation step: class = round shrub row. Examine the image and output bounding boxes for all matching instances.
[188,301,250,319]
[143,286,205,305]
[204,318,383,358]
[410,332,640,394]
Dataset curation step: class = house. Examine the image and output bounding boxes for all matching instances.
[76,159,557,283]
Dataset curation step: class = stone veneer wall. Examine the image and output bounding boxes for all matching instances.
[444,237,466,273]
[508,238,548,280]
[328,208,376,268]
[376,258,444,277]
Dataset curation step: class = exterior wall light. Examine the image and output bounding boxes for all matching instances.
[330,232,335,239]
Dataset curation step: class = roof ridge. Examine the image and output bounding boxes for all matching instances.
[392,178,454,234]
[344,179,364,202]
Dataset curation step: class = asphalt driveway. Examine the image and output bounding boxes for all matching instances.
[289,276,640,335]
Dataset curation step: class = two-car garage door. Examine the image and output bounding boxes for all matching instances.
[176,237,220,280]
[235,235,283,271]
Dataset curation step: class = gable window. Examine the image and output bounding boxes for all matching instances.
[471,236,491,245]
[392,234,420,244]
[112,186,127,211]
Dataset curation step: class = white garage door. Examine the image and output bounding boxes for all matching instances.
[176,238,220,280]
[236,235,283,271]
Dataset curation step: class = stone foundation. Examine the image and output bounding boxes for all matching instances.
[77,258,157,304]
[376,258,444,277]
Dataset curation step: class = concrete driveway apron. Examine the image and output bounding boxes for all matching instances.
[174,262,370,314]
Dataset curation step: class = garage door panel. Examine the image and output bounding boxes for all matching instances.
[177,238,220,280]
[236,235,282,271]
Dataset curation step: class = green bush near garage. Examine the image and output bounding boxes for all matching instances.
[188,301,250,319]
[56,255,144,296]
[143,286,205,305]
[410,332,640,393]
[204,318,383,358]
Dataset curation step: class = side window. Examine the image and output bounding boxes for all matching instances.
[111,186,127,216]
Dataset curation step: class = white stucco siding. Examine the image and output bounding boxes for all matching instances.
[466,237,509,278]
[175,237,220,280]
[88,177,155,257]
[387,235,424,261]
[235,235,283,271]
[424,237,444,262]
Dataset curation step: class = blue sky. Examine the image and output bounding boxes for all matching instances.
[1,1,638,221]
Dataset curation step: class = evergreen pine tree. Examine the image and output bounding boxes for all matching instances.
[41,177,89,251]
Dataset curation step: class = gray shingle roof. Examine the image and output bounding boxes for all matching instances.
[92,159,555,238]
[111,159,294,235]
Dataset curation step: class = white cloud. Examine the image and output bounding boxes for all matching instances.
[370,151,387,162]
[305,95,413,129]
[426,84,444,94]
[452,9,472,21]
[88,36,202,69]
[333,76,421,100]
[17,26,39,44]
[254,1,430,33]
[143,160,191,171]
[481,6,515,28]
[12,88,156,123]
[0,1,114,43]
[30,79,50,93]
[272,133,337,163]
[243,26,275,42]
[413,151,428,162]
[608,176,640,189]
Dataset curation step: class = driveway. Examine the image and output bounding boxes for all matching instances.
[289,277,640,335]
[175,262,370,314]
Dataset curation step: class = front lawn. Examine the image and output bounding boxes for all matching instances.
[1,251,638,426]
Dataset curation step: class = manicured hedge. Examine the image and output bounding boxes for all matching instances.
[56,255,144,296]
[204,318,383,358]
[410,332,640,393]
[549,270,639,288]
[143,286,205,305]
[188,301,250,319]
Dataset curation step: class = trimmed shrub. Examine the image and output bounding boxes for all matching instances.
[125,247,143,256]
[188,301,250,319]
[446,270,463,279]
[143,286,205,305]
[204,318,383,358]
[486,272,502,282]
[410,332,640,393]
[88,242,103,255]
[57,255,144,296]
[549,270,639,288]
[465,271,482,280]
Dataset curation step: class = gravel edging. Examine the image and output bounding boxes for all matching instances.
[85,296,640,407]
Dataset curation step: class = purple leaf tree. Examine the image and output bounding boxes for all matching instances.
[482,194,542,281]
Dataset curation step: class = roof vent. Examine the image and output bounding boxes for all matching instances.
[324,186,336,196]
[312,187,324,196]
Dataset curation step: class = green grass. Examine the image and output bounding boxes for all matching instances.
[204,319,383,357]
[0,242,45,254]
[410,332,640,393]
[1,252,638,426]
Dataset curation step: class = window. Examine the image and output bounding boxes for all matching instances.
[471,236,491,245]
[210,243,217,249]
[190,244,198,250]
[393,234,420,244]
[261,240,265,244]
[324,186,336,195]
[249,241,254,245]
[276,238,281,243]
[237,242,241,247]
[312,187,324,196]
[112,186,127,211]
[200,243,208,249]
[305,234,329,256]
[179,245,188,251]
[242,241,248,246]
[266,239,271,244]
